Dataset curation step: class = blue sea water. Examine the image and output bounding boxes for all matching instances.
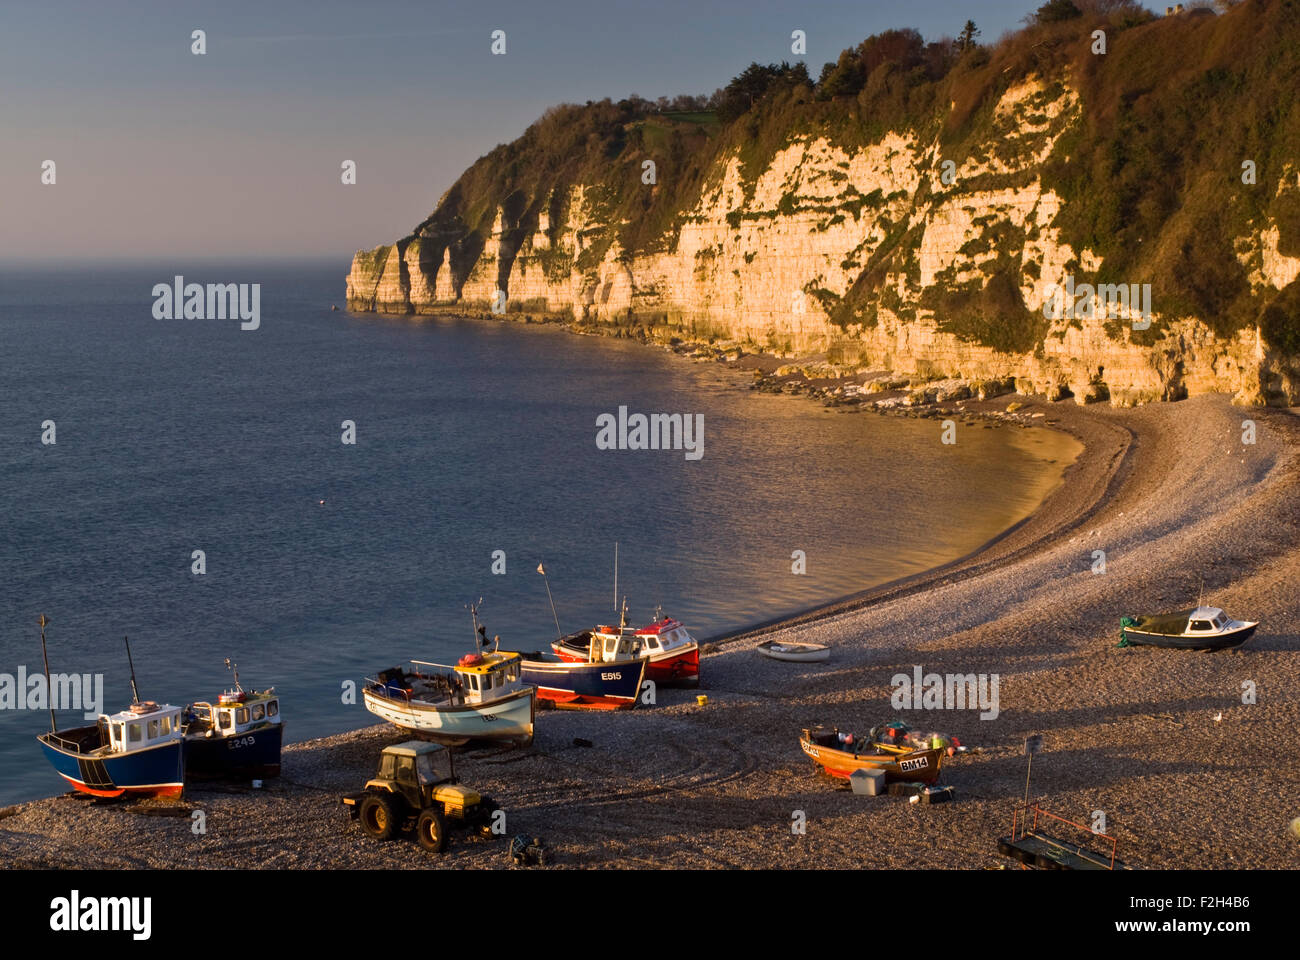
[0,262,1079,803]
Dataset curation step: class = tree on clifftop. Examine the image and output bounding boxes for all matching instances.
[1033,0,1084,23]
[717,62,811,123]
[957,20,981,51]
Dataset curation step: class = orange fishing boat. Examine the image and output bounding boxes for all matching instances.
[799,726,943,784]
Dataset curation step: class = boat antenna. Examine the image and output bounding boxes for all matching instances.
[538,562,562,640]
[468,598,489,649]
[619,596,628,631]
[1198,576,1204,608]
[225,657,241,693]
[38,615,56,734]
[124,635,141,705]
[613,541,618,613]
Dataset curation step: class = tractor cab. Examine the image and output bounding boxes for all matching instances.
[367,741,480,814]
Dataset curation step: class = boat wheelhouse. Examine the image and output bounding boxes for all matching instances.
[363,650,535,746]
[1119,605,1258,650]
[184,681,284,779]
[38,700,186,799]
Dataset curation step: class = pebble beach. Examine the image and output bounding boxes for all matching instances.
[3,393,1297,870]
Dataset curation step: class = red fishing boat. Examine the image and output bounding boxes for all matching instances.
[550,603,700,687]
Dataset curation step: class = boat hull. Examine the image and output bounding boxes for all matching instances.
[363,685,535,745]
[521,656,647,710]
[1121,623,1257,650]
[185,722,284,779]
[38,729,185,799]
[758,641,830,663]
[799,735,943,784]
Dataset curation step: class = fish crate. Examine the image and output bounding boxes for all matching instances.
[996,800,1131,870]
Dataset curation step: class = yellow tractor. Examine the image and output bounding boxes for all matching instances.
[342,741,498,852]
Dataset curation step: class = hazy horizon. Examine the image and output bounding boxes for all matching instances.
[3,0,1042,262]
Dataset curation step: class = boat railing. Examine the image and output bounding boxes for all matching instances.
[42,731,90,754]
[1011,800,1120,870]
[363,677,414,701]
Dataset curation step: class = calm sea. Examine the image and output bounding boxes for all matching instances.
[0,262,1080,803]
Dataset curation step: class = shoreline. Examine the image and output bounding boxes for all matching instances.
[4,323,1297,869]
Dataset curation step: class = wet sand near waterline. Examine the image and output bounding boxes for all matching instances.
[2,394,1297,870]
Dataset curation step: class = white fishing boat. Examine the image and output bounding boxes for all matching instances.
[363,605,536,746]
[756,640,830,663]
[363,651,535,746]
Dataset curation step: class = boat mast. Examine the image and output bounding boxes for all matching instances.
[124,635,141,705]
[613,541,618,613]
[225,657,241,692]
[38,614,56,734]
[538,563,561,640]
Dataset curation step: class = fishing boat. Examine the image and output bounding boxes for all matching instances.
[520,652,647,710]
[1119,606,1257,650]
[35,625,185,798]
[550,603,700,686]
[363,606,535,746]
[757,640,830,662]
[799,726,943,784]
[182,660,283,779]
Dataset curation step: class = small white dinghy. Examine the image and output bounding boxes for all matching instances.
[757,640,830,663]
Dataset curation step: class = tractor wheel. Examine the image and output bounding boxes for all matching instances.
[359,794,398,841]
[416,808,448,853]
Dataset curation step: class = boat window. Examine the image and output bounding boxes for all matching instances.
[1214,614,1228,628]
[236,708,249,724]
[159,715,171,736]
[267,700,278,717]
[219,711,233,730]
[643,637,659,650]
[1191,620,1213,631]
[252,704,265,721]
[112,722,124,749]
[147,719,159,739]
[128,722,143,744]
[468,674,479,692]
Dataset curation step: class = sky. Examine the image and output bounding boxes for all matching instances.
[0,0,1050,263]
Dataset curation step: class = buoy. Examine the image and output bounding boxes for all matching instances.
[696,694,708,706]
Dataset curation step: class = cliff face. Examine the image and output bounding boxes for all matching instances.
[347,3,1300,406]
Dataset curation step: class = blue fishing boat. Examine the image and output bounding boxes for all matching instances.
[39,702,187,799]
[519,652,648,710]
[182,660,284,779]
[35,623,185,798]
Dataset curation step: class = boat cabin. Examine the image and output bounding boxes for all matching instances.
[103,701,184,755]
[428,651,524,706]
[635,618,694,654]
[589,626,640,663]
[186,689,280,738]
[1186,606,1233,634]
